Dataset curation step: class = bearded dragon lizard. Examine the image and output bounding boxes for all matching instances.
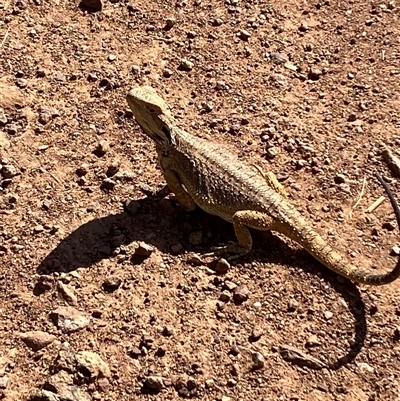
[126,85,400,286]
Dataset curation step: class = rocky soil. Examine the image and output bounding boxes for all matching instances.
[0,0,400,400]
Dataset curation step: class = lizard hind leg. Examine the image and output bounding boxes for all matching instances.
[206,210,275,260]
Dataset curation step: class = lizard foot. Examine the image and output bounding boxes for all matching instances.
[204,243,250,260]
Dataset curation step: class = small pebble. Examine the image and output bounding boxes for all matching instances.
[101,178,116,190]
[94,140,110,157]
[135,242,154,257]
[106,162,120,177]
[219,290,231,302]
[215,258,230,274]
[308,67,322,80]
[239,29,251,40]
[125,198,139,215]
[102,276,122,292]
[165,17,176,29]
[233,284,249,303]
[251,351,265,370]
[299,21,309,31]
[1,165,18,178]
[179,59,194,71]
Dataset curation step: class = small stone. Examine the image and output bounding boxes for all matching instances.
[287,299,299,311]
[19,330,56,351]
[165,18,176,29]
[223,280,236,291]
[251,351,265,370]
[125,198,139,215]
[179,59,194,71]
[0,376,8,390]
[38,105,59,125]
[324,310,333,320]
[1,165,18,178]
[308,67,322,81]
[391,245,400,256]
[6,123,19,135]
[219,290,231,302]
[144,376,164,390]
[221,397,232,401]
[233,284,249,303]
[215,258,230,274]
[16,78,28,88]
[227,378,237,387]
[239,29,251,40]
[135,242,154,256]
[188,231,202,245]
[163,68,173,78]
[101,178,116,190]
[348,113,357,122]
[92,309,103,318]
[102,276,122,293]
[299,21,309,31]
[357,362,374,373]
[50,306,90,333]
[79,0,103,11]
[127,346,142,358]
[205,379,214,388]
[33,224,45,234]
[162,326,174,337]
[306,334,321,347]
[106,162,120,177]
[202,102,213,112]
[8,194,18,204]
[211,18,223,26]
[75,351,111,379]
[270,52,288,64]
[265,147,279,159]
[76,165,88,177]
[249,328,263,342]
[97,378,109,392]
[0,108,7,126]
[394,326,400,342]
[94,140,110,157]
[334,173,346,184]
[57,281,78,306]
[108,54,116,62]
[383,221,396,231]
[187,30,197,38]
[215,81,226,91]
[35,275,54,293]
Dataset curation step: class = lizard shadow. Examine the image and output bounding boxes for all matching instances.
[251,232,366,370]
[36,195,366,371]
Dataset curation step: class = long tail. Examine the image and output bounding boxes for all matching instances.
[283,174,400,285]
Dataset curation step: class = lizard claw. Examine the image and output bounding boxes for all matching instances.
[203,243,250,259]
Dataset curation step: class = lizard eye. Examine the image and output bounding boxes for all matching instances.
[148,108,155,113]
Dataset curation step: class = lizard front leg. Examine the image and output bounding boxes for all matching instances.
[208,210,275,260]
[163,169,197,211]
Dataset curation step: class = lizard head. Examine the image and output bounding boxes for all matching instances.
[126,86,175,148]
